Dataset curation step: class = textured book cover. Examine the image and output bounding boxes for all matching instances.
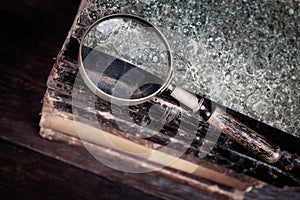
[39,0,300,199]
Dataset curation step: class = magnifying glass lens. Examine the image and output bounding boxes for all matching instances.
[80,15,172,103]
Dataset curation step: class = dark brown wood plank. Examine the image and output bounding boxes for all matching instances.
[0,139,159,200]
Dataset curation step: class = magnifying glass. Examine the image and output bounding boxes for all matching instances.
[78,14,281,164]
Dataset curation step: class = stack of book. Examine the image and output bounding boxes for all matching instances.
[39,0,300,199]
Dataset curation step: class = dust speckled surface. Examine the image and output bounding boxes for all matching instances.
[74,0,300,137]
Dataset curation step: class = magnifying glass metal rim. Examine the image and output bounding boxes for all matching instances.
[78,13,174,106]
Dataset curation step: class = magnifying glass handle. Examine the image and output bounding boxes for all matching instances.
[169,86,281,164]
[206,107,281,163]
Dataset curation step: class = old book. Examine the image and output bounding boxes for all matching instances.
[39,0,300,199]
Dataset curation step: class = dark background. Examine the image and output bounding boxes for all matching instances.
[0,1,158,199]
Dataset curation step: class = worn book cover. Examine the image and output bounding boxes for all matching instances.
[39,0,300,199]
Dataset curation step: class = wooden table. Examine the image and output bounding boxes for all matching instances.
[1,1,299,199]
